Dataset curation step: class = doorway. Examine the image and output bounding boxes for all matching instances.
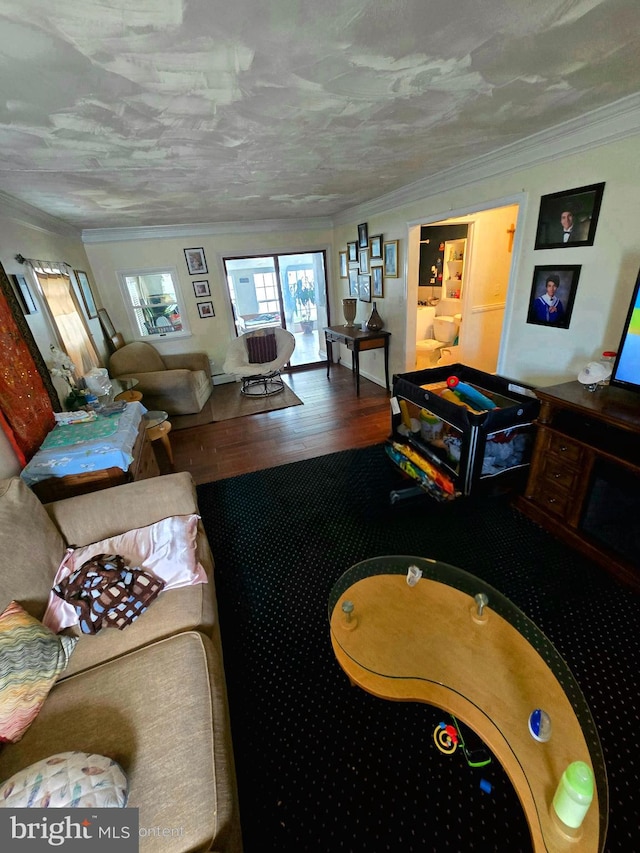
[407,201,521,375]
[223,251,328,369]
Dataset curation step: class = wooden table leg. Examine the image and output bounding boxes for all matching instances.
[146,420,173,465]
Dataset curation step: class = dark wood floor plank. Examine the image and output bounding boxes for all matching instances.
[169,365,391,484]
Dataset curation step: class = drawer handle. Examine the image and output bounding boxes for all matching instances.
[547,497,557,504]
[559,445,571,453]
[553,472,562,479]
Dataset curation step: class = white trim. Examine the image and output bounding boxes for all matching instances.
[82,217,334,244]
[0,191,80,238]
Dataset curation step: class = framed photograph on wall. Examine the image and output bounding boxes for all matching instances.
[369,234,383,259]
[98,308,116,339]
[74,270,97,318]
[359,248,369,275]
[358,222,369,249]
[372,265,384,298]
[348,268,359,297]
[184,247,208,274]
[347,241,358,263]
[358,274,371,303]
[10,274,38,314]
[535,182,605,249]
[526,265,580,329]
[197,301,215,318]
[193,280,210,297]
[384,240,399,277]
[339,251,348,279]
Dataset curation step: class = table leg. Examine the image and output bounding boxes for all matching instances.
[325,338,332,380]
[384,338,390,392]
[354,346,360,395]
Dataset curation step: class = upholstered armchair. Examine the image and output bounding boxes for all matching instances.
[109,342,213,423]
[223,327,296,396]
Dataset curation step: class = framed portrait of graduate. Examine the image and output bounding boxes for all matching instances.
[526,265,580,329]
[535,183,605,249]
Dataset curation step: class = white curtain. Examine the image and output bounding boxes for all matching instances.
[35,269,100,376]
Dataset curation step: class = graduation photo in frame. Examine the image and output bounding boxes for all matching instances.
[527,265,580,329]
[534,182,605,249]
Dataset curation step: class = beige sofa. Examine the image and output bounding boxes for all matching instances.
[0,473,242,852]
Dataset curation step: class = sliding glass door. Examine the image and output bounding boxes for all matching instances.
[223,251,328,368]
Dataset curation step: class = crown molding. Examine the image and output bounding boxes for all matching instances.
[0,190,80,238]
[81,216,334,244]
[333,92,640,225]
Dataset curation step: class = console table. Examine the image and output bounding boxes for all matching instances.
[324,325,391,395]
[514,381,640,591]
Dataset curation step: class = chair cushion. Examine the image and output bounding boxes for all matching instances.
[245,330,277,364]
[109,342,166,376]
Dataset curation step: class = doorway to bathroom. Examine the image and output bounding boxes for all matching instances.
[407,200,521,375]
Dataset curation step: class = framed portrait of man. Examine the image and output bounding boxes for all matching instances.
[534,183,605,249]
[526,265,581,329]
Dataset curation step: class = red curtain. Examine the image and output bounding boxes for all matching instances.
[0,266,56,465]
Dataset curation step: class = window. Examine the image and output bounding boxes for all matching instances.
[118,267,189,339]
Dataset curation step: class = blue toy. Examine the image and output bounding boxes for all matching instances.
[447,376,497,410]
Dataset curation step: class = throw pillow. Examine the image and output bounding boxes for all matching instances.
[0,601,77,743]
[0,751,128,808]
[245,329,278,364]
[43,515,207,634]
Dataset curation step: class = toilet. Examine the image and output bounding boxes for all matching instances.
[416,302,461,368]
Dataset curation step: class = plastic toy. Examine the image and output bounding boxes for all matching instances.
[433,717,492,768]
[446,376,497,410]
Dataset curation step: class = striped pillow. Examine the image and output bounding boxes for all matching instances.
[245,330,278,364]
[0,601,77,743]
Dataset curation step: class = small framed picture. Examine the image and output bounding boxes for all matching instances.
[358,222,369,249]
[193,280,210,297]
[197,301,215,318]
[535,183,605,249]
[526,265,580,329]
[339,251,348,279]
[10,274,38,314]
[347,241,358,263]
[74,270,97,318]
[184,247,208,274]
[358,274,371,303]
[384,240,399,277]
[372,265,384,298]
[348,268,359,297]
[370,234,383,259]
[359,248,370,275]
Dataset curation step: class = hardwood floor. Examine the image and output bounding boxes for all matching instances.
[168,365,392,484]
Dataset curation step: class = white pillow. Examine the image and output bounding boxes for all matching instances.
[0,751,128,808]
[43,515,207,633]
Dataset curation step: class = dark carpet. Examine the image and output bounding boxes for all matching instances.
[197,444,638,853]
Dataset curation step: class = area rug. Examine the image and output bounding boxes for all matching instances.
[211,379,303,421]
[197,444,638,853]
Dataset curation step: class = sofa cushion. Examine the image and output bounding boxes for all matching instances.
[44,515,207,633]
[0,478,66,620]
[0,601,77,743]
[0,751,128,808]
[0,632,239,853]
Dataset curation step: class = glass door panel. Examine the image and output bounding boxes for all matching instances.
[224,251,327,368]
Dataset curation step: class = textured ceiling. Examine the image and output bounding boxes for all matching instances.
[1,0,640,230]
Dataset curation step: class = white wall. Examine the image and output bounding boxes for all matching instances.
[332,135,640,388]
[84,226,334,373]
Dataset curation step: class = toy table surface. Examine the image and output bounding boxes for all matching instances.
[328,556,607,853]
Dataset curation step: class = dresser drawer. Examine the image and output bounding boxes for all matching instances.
[531,481,573,518]
[546,437,582,465]
[538,454,580,490]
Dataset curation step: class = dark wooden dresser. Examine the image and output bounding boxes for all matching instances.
[515,380,640,591]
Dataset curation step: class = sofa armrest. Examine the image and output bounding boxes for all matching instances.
[44,472,199,547]
[163,352,210,374]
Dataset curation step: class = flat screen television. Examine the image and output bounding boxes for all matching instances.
[609,266,640,393]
